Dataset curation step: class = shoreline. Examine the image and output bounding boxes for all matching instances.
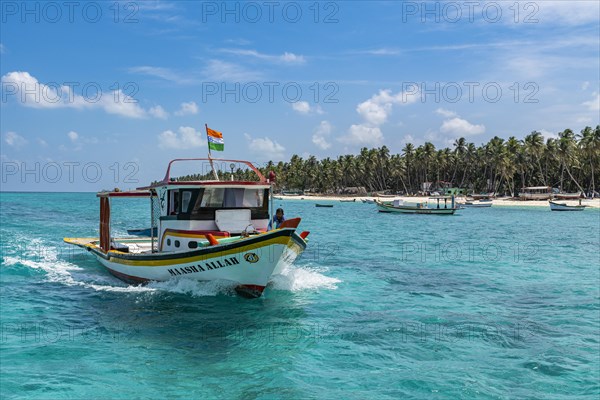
[274,195,600,209]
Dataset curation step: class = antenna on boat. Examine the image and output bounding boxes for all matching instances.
[205,124,220,181]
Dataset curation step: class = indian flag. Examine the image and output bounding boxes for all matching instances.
[206,127,224,151]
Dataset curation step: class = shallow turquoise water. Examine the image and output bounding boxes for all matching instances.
[1,193,599,399]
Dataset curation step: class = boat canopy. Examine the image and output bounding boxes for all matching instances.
[521,186,551,191]
[97,190,152,198]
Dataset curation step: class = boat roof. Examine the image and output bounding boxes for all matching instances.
[522,186,551,190]
[97,190,152,198]
[429,196,454,199]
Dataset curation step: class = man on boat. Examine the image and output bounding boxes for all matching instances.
[268,208,286,230]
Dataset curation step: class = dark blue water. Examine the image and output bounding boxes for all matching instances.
[1,193,599,399]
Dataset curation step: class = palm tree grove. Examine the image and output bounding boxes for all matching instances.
[178,126,600,197]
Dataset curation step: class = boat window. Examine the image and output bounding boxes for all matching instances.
[191,189,205,215]
[167,239,171,246]
[174,240,180,248]
[242,189,264,207]
[181,191,193,213]
[188,241,198,249]
[201,188,225,207]
[169,190,180,215]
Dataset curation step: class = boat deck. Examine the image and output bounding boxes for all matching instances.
[64,237,155,254]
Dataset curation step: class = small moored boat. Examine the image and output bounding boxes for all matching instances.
[549,201,586,211]
[462,200,493,208]
[519,186,552,200]
[315,204,334,208]
[127,227,158,237]
[376,196,458,215]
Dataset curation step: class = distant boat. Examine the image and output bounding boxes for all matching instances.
[316,204,334,208]
[361,199,375,204]
[519,186,552,200]
[340,199,356,202]
[127,227,158,237]
[376,197,458,215]
[376,193,397,198]
[282,190,303,196]
[549,201,586,211]
[471,192,495,200]
[554,192,582,200]
[462,201,493,208]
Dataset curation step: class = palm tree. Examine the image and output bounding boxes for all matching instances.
[578,126,600,195]
[524,131,546,186]
[557,129,585,193]
[402,143,415,193]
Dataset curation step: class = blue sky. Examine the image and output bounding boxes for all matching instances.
[1,0,599,191]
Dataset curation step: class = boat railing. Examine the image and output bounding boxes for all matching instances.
[158,158,267,185]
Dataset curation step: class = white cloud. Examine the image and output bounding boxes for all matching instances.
[440,117,485,136]
[341,87,419,146]
[175,101,199,116]
[539,129,558,141]
[292,101,310,114]
[158,127,205,149]
[67,131,79,142]
[2,71,150,119]
[401,134,415,145]
[292,101,323,115]
[100,90,147,118]
[280,52,305,64]
[219,49,306,64]
[536,1,600,26]
[0,43,5,54]
[435,108,458,118]
[37,138,48,147]
[356,89,419,125]
[244,133,285,160]
[343,124,384,146]
[582,92,600,112]
[203,60,262,82]
[5,132,27,148]
[312,121,332,150]
[149,105,169,119]
[129,66,195,84]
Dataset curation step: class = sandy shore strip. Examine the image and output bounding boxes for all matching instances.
[274,195,600,209]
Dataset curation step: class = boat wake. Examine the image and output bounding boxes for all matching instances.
[270,263,341,292]
[3,239,340,297]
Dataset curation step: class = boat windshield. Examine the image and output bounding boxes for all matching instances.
[197,188,265,209]
[169,188,269,220]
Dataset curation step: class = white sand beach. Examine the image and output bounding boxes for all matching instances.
[274,195,600,209]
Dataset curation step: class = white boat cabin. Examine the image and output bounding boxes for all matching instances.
[154,182,271,251]
[99,158,274,254]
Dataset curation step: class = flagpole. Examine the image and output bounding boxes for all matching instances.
[205,124,219,180]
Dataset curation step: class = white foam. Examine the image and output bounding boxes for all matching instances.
[270,263,341,292]
[4,238,340,296]
[147,278,237,297]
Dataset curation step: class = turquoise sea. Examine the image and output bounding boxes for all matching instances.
[1,192,599,399]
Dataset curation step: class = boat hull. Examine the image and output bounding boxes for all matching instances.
[549,201,586,211]
[65,229,306,297]
[463,202,492,208]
